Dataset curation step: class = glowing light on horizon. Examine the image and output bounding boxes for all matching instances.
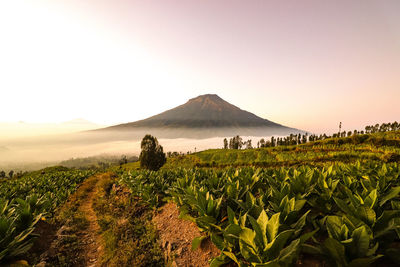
[0,0,399,134]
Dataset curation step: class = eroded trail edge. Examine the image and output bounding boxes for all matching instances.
[38,173,107,266]
[153,202,220,267]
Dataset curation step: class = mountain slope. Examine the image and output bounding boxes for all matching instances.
[107,94,286,128]
[95,94,302,138]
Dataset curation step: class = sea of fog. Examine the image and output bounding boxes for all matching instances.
[0,135,278,166]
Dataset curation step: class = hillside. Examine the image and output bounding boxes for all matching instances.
[2,130,400,266]
[98,94,302,138]
[109,94,285,128]
[158,130,400,169]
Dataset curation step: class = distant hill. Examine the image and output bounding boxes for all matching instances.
[98,94,303,138]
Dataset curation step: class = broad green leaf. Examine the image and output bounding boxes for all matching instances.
[366,242,379,257]
[301,244,322,255]
[380,186,400,206]
[239,213,247,227]
[222,251,240,265]
[364,189,377,209]
[294,199,307,211]
[264,230,294,260]
[299,228,318,243]
[239,227,257,248]
[348,256,383,267]
[278,239,300,264]
[257,209,269,246]
[334,198,354,216]
[291,210,310,234]
[357,206,376,226]
[192,235,207,251]
[350,226,370,258]
[326,216,345,240]
[249,215,265,248]
[375,210,400,234]
[323,238,347,266]
[266,213,280,241]
[211,233,225,250]
[210,254,231,267]
[227,206,238,224]
[240,239,261,263]
[224,223,241,240]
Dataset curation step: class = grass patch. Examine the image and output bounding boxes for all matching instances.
[93,173,164,267]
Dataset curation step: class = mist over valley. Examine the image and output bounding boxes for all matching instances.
[0,94,304,169]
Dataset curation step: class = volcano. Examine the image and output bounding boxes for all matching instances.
[97,94,303,138]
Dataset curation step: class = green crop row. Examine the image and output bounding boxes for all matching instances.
[160,131,400,170]
[0,168,95,261]
[120,162,400,266]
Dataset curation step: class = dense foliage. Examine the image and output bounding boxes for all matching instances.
[120,161,400,266]
[0,168,95,261]
[139,135,166,171]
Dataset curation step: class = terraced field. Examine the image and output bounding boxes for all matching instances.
[163,131,400,169]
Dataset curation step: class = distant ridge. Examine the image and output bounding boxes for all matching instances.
[96,94,303,138]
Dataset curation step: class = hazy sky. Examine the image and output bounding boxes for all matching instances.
[1,0,399,133]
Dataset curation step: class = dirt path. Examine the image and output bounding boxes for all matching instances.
[79,176,104,267]
[153,202,220,267]
[37,174,107,266]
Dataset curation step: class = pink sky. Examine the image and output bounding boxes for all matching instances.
[0,0,399,134]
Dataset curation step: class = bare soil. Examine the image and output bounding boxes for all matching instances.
[35,174,106,267]
[153,202,220,267]
[79,176,104,267]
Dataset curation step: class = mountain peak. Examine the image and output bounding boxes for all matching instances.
[98,94,303,138]
[185,94,239,113]
[104,94,287,129]
[189,94,222,101]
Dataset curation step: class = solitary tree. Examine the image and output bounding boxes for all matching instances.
[8,170,14,178]
[223,138,228,149]
[271,136,276,147]
[230,135,243,149]
[259,138,265,148]
[139,135,166,171]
